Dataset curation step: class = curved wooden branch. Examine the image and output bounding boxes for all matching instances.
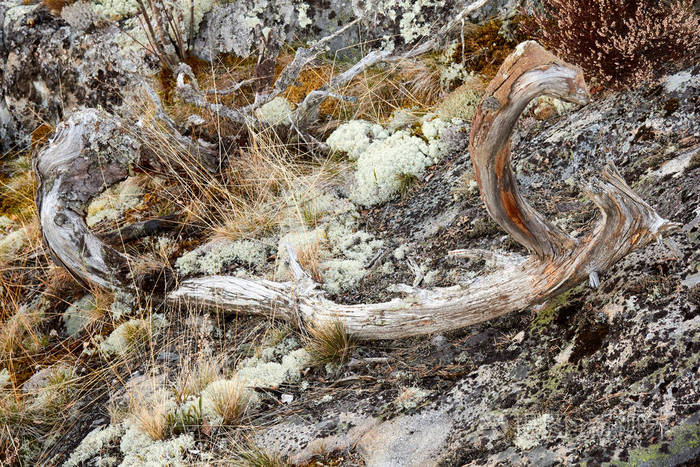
[35,110,140,292]
[469,41,590,259]
[34,44,678,339]
[167,42,679,339]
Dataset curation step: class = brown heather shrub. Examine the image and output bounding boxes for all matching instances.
[523,0,699,90]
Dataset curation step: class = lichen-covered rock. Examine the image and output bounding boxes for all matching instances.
[193,0,298,60]
[60,1,99,31]
[120,422,194,467]
[176,238,269,276]
[194,0,518,62]
[0,1,152,151]
[64,424,124,467]
[62,294,97,337]
[86,177,144,227]
[274,188,384,294]
[236,338,311,389]
[352,0,516,50]
[194,0,358,61]
[250,65,700,466]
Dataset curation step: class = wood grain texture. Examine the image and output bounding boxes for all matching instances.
[34,109,139,292]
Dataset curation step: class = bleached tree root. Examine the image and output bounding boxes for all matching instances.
[167,42,679,339]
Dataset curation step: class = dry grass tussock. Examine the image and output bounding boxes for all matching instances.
[304,321,357,366]
[133,101,349,243]
[173,353,225,402]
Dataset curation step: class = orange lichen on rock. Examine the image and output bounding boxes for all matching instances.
[453,18,529,80]
[31,123,54,152]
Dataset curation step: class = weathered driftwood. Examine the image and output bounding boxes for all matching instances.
[35,43,678,339]
[35,109,140,291]
[167,41,679,339]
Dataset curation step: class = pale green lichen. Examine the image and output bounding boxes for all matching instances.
[62,295,97,337]
[176,239,268,276]
[275,204,383,294]
[99,319,148,356]
[119,422,195,467]
[110,291,134,321]
[394,387,432,411]
[0,369,10,389]
[0,228,28,261]
[421,114,458,162]
[27,365,77,414]
[513,413,553,450]
[436,84,483,121]
[321,219,383,294]
[353,130,431,207]
[238,348,311,389]
[274,185,383,293]
[528,96,575,119]
[326,120,389,161]
[326,118,458,206]
[393,244,408,260]
[620,417,700,466]
[64,424,124,467]
[93,0,215,30]
[237,338,311,389]
[99,315,166,356]
[296,2,312,28]
[86,177,143,227]
[254,96,294,126]
[0,216,13,231]
[358,0,448,44]
[92,0,139,19]
[440,63,468,89]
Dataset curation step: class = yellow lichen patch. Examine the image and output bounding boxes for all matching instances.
[0,171,37,223]
[30,123,54,152]
[453,18,529,80]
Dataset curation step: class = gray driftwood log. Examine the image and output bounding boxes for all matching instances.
[35,42,678,339]
[35,109,140,291]
[167,42,679,339]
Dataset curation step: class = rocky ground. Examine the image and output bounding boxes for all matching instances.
[0,0,698,466]
[255,67,700,466]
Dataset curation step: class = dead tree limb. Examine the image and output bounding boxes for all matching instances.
[167,41,679,339]
[34,110,140,291]
[35,44,678,339]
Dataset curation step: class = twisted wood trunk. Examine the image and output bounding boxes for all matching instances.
[34,109,140,292]
[36,43,679,339]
